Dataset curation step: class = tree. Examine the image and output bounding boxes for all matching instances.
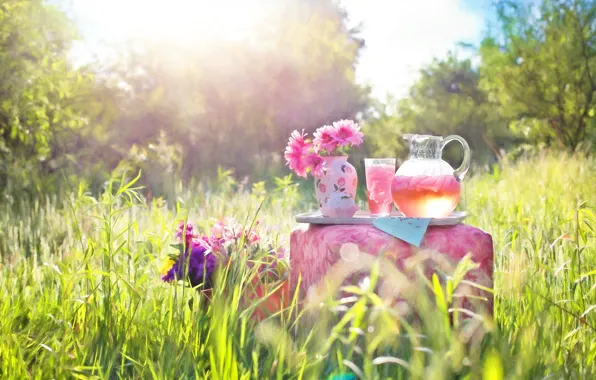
[479,0,596,151]
[365,54,511,165]
[0,0,97,192]
[100,0,368,183]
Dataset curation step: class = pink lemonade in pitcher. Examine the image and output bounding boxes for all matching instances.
[391,174,460,218]
[391,134,471,218]
[365,159,396,215]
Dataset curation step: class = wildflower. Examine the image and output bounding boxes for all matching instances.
[176,221,197,246]
[208,236,226,255]
[246,230,260,245]
[222,225,239,242]
[194,236,215,251]
[186,244,217,287]
[162,243,218,288]
[258,247,287,273]
[160,258,176,277]
[161,261,178,282]
[211,220,226,239]
[332,119,363,147]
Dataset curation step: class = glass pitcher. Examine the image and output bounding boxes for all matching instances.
[391,134,470,218]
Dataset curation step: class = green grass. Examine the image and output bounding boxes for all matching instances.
[0,152,595,379]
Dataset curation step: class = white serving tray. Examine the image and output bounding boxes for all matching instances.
[295,210,468,226]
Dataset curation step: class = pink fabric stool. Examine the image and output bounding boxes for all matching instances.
[290,223,493,312]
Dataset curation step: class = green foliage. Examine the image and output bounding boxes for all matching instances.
[1,152,595,378]
[365,54,513,165]
[0,0,99,193]
[479,0,596,151]
[367,0,596,165]
[0,0,367,195]
[95,0,368,183]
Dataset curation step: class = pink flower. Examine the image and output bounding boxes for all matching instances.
[176,221,197,245]
[338,178,345,187]
[318,183,327,193]
[313,124,338,153]
[211,221,226,239]
[246,230,260,245]
[284,130,312,178]
[193,236,213,251]
[222,225,241,242]
[308,153,325,178]
[208,236,226,255]
[332,120,363,147]
[275,247,286,259]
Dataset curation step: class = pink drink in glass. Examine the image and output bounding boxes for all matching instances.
[365,159,396,215]
[391,174,460,218]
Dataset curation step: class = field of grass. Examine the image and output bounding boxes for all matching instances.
[1,152,595,379]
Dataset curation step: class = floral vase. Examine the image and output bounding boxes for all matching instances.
[314,156,358,215]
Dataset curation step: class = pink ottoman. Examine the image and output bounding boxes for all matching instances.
[290,223,493,312]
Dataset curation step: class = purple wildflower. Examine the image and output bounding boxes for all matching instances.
[258,247,287,274]
[161,262,178,282]
[162,242,218,288]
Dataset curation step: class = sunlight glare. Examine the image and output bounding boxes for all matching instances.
[76,0,267,44]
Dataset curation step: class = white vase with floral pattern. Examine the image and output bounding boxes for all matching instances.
[314,156,358,216]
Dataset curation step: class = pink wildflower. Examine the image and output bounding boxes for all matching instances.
[176,221,197,246]
[222,221,243,242]
[211,221,226,239]
[222,227,236,242]
[192,236,213,251]
[208,236,226,255]
[332,120,363,147]
[313,124,338,153]
[246,230,260,245]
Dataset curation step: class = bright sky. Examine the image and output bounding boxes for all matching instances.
[339,0,491,99]
[68,0,492,100]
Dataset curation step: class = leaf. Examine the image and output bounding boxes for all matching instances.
[170,243,184,254]
[117,170,143,195]
[432,274,448,313]
[372,356,410,370]
[581,304,596,318]
[342,360,364,379]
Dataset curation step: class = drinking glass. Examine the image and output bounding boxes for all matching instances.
[365,158,396,215]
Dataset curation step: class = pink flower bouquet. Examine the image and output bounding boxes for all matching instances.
[284,119,363,178]
[285,120,364,216]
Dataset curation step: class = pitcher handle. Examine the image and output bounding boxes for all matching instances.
[441,135,471,181]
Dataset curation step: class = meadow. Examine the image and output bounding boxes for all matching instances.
[1,152,595,379]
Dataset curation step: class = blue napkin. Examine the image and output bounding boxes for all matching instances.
[372,216,431,247]
[327,374,356,380]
